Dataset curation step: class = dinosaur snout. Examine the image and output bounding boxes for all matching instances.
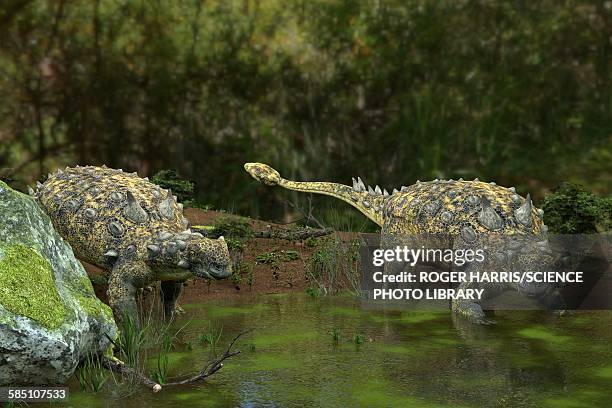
[244,162,281,186]
[209,262,232,279]
[192,261,231,280]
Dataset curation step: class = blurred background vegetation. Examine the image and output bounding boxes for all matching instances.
[0,0,610,226]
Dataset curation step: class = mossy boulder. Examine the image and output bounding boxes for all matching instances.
[0,181,118,385]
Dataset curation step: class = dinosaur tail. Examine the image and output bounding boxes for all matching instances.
[244,163,385,227]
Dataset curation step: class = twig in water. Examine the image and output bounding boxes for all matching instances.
[164,329,253,386]
[102,329,253,392]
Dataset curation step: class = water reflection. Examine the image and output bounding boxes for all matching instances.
[65,294,612,407]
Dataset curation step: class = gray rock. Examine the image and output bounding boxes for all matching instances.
[0,181,118,385]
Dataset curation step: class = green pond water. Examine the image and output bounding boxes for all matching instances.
[62,293,612,407]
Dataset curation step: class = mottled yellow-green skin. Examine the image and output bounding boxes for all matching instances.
[383,180,544,236]
[245,163,552,324]
[0,244,67,330]
[36,166,188,267]
[244,163,545,237]
[33,165,231,324]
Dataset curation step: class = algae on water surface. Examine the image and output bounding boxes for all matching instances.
[61,294,612,408]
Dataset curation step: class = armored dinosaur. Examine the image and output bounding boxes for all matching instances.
[244,163,557,324]
[31,165,232,324]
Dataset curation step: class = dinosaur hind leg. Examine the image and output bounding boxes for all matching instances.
[160,281,184,320]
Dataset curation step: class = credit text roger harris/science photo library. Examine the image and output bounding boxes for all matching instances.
[368,246,583,301]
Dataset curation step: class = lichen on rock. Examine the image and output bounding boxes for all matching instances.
[0,180,118,385]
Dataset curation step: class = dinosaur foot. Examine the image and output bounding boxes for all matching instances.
[552,309,574,317]
[453,300,496,325]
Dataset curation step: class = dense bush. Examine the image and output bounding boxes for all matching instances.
[150,170,195,204]
[543,183,611,234]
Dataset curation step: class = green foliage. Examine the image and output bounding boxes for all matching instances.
[231,260,253,289]
[255,252,277,265]
[197,216,254,255]
[543,183,611,234]
[304,237,319,248]
[255,249,299,265]
[283,250,299,261]
[331,328,341,343]
[246,266,255,290]
[192,218,254,250]
[306,236,362,296]
[232,260,253,287]
[231,269,242,286]
[0,0,608,222]
[353,334,366,345]
[319,206,378,233]
[226,237,247,252]
[151,332,174,384]
[76,352,109,393]
[600,197,612,232]
[212,216,253,238]
[199,322,223,351]
[118,315,147,369]
[305,287,321,298]
[99,306,187,393]
[151,170,195,204]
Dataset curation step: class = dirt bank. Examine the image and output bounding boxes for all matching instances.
[84,208,325,304]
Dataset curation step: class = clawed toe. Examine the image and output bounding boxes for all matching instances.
[476,317,496,325]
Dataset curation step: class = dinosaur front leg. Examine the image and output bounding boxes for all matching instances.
[108,261,152,328]
[452,298,490,325]
[160,281,184,320]
[451,280,503,325]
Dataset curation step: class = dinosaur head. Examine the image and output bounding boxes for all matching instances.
[489,235,557,299]
[244,163,282,186]
[148,233,232,280]
[186,236,232,280]
[514,239,557,298]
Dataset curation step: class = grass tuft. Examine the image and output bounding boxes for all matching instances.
[306,236,362,296]
[76,352,109,392]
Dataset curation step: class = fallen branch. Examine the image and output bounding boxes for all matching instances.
[102,356,162,393]
[253,227,333,241]
[190,223,332,241]
[164,329,253,386]
[102,329,252,392]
